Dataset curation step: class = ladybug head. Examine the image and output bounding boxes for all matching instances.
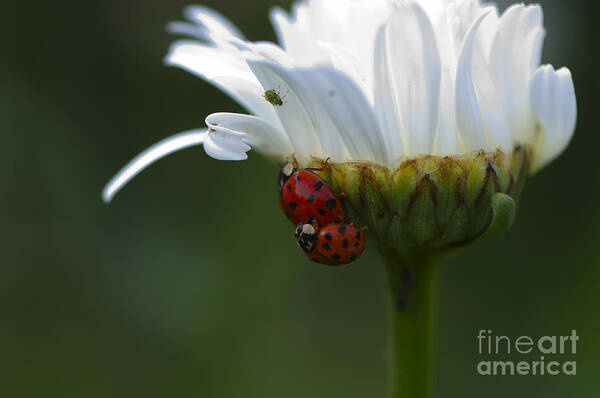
[295,223,318,253]
[278,162,296,188]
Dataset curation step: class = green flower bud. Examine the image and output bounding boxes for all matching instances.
[298,145,531,261]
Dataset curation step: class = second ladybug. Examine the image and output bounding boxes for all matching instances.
[295,223,365,266]
[279,162,345,227]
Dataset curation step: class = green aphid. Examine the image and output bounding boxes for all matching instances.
[263,88,286,106]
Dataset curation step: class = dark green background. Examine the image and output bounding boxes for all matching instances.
[1,0,598,396]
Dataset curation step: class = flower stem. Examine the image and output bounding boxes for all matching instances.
[382,251,443,398]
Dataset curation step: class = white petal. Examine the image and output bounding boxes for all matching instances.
[203,129,251,161]
[205,112,292,158]
[529,65,577,172]
[166,41,252,80]
[340,0,389,84]
[455,13,489,151]
[435,67,458,156]
[102,130,207,203]
[424,3,462,156]
[300,66,388,164]
[318,41,368,99]
[253,61,388,164]
[250,61,348,162]
[269,6,296,50]
[166,22,209,41]
[165,41,279,125]
[386,1,441,156]
[183,5,245,42]
[268,3,329,65]
[489,4,545,143]
[475,5,501,60]
[373,26,405,162]
[246,58,324,163]
[246,42,295,67]
[470,15,512,152]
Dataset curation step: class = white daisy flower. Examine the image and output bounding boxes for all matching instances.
[103,0,576,203]
[101,5,579,393]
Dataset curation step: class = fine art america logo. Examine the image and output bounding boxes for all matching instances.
[476,330,578,376]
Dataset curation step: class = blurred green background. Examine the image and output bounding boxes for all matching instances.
[1,0,598,396]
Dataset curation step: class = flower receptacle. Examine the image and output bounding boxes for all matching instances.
[299,145,531,262]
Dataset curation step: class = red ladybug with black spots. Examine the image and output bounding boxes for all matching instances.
[278,162,345,227]
[295,223,365,266]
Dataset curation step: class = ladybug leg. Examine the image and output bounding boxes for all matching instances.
[346,222,368,231]
[305,157,331,172]
[305,167,323,172]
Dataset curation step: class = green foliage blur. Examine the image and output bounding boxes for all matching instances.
[1,0,598,396]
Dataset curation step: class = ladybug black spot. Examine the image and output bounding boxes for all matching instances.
[307,195,315,203]
[354,242,360,248]
[332,253,341,260]
[289,202,298,210]
[338,225,346,235]
[319,209,326,216]
[350,253,357,261]
[314,181,324,191]
[324,233,333,241]
[356,231,361,239]
[342,239,348,248]
[296,175,301,181]
[322,243,331,251]
[287,185,292,191]
[326,198,337,210]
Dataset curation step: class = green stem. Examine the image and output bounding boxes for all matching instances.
[382,251,443,398]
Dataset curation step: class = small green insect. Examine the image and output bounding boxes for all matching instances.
[263,88,287,106]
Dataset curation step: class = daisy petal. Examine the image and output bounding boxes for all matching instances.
[251,61,349,162]
[386,1,441,156]
[529,65,577,172]
[489,4,545,143]
[183,5,245,42]
[373,26,405,162]
[269,6,290,49]
[166,22,209,41]
[246,58,324,163]
[470,14,512,152]
[103,130,207,203]
[303,67,387,164]
[166,41,279,125]
[254,61,387,164]
[318,41,367,97]
[435,69,458,156]
[203,126,251,161]
[205,112,292,158]
[455,13,489,151]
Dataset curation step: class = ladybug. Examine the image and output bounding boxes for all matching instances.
[295,223,365,266]
[279,162,345,227]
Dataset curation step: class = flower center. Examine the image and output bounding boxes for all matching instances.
[292,144,532,259]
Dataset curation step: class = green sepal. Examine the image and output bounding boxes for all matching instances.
[480,192,516,241]
[303,145,530,262]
